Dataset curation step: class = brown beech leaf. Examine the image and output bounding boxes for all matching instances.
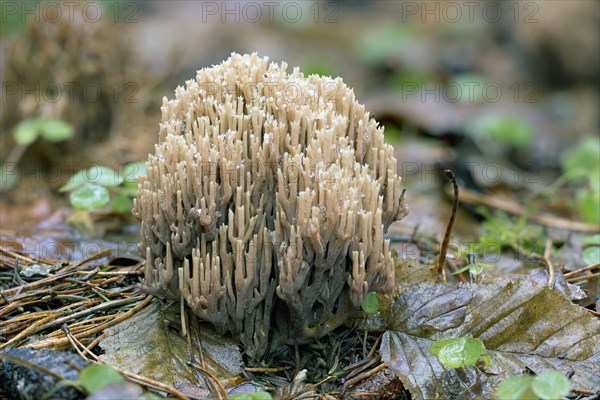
[380,276,600,399]
[99,300,244,396]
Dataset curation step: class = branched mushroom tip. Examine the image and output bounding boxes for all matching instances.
[134,53,408,358]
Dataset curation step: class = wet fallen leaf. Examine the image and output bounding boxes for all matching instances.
[380,276,600,399]
[99,300,244,395]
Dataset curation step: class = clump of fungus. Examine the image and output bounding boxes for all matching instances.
[134,53,408,359]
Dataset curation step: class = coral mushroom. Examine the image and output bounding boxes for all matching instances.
[134,53,407,358]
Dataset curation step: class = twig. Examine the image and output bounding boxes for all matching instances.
[343,362,386,388]
[570,387,596,395]
[85,331,108,353]
[34,294,144,336]
[294,344,301,377]
[190,310,206,369]
[0,271,76,301]
[189,362,227,400]
[367,334,382,359]
[63,324,92,362]
[438,170,459,283]
[586,309,600,317]
[343,335,383,373]
[0,313,58,350]
[119,364,193,400]
[543,239,555,290]
[62,249,113,272]
[567,272,600,282]
[345,355,381,380]
[289,376,336,400]
[563,262,600,278]
[27,295,153,349]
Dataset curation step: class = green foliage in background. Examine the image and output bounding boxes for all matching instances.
[1,118,75,192]
[390,70,434,90]
[459,208,544,261]
[357,24,415,64]
[466,114,534,149]
[59,162,146,214]
[560,136,600,224]
[302,59,337,78]
[581,234,600,265]
[14,118,74,146]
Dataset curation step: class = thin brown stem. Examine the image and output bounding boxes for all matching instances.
[438,170,459,283]
[544,239,555,289]
[567,272,600,282]
[563,262,600,277]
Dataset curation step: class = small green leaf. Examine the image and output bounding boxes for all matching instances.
[531,371,570,400]
[429,338,455,357]
[446,74,488,104]
[481,352,492,367]
[109,192,133,214]
[123,162,147,183]
[582,246,600,265]
[576,188,600,225]
[453,263,494,276]
[39,119,74,142]
[70,183,110,210]
[383,125,402,145]
[121,182,139,196]
[13,119,42,146]
[357,24,415,64]
[61,166,124,192]
[561,137,600,183]
[361,292,380,315]
[468,114,533,149]
[496,375,537,400]
[77,364,124,394]
[59,169,88,192]
[430,337,489,368]
[302,60,337,78]
[391,70,433,90]
[86,166,124,187]
[581,234,600,246]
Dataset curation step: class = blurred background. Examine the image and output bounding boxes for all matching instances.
[1,0,599,264]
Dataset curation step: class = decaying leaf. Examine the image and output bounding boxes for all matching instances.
[380,275,600,399]
[99,300,244,395]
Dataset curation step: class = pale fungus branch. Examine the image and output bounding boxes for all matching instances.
[133,53,408,359]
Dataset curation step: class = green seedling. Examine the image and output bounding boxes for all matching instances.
[429,337,491,368]
[60,163,146,214]
[496,371,570,400]
[361,292,380,315]
[453,253,494,283]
